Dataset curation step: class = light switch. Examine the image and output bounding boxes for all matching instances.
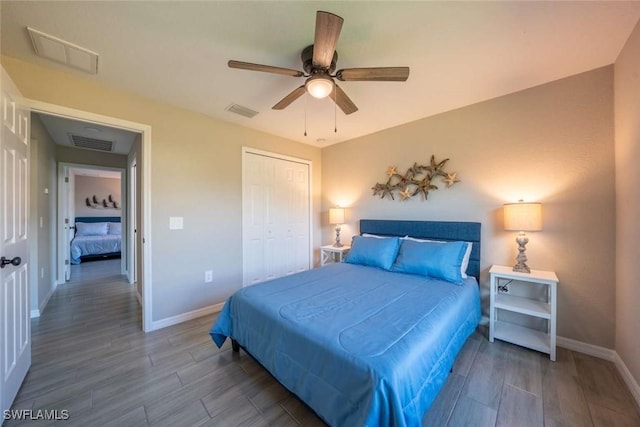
[169,217,183,230]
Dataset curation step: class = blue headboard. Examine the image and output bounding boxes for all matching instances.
[75,216,121,223]
[359,219,482,281]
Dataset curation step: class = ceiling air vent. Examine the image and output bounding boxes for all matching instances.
[225,103,259,119]
[27,27,99,74]
[69,134,114,152]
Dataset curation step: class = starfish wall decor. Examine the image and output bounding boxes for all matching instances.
[371,155,460,201]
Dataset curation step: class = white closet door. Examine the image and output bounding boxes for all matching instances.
[284,161,310,275]
[242,150,310,287]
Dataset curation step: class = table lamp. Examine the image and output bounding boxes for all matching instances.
[503,201,542,273]
[329,207,345,247]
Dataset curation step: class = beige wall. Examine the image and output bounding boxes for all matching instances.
[322,67,616,348]
[615,20,640,388]
[74,175,121,218]
[2,56,322,322]
[29,114,57,313]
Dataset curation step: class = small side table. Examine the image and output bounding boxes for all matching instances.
[489,264,559,361]
[320,245,351,266]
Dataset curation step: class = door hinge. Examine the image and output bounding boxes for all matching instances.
[64,176,69,183]
[64,218,69,224]
[64,260,69,265]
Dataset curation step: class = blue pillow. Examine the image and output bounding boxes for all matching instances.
[345,236,401,270]
[108,222,122,235]
[392,239,467,285]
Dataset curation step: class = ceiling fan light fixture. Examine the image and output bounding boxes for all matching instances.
[305,75,334,99]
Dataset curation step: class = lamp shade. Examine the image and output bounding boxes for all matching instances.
[329,207,345,225]
[504,202,542,231]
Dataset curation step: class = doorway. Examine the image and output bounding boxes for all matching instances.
[27,99,153,332]
[58,164,126,282]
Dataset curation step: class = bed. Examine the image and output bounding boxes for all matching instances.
[70,216,122,264]
[210,219,481,427]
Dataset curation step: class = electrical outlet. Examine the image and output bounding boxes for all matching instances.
[205,270,213,283]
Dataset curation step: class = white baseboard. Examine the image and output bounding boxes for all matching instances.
[31,281,57,319]
[614,352,640,409]
[557,336,616,361]
[149,302,224,331]
[557,336,640,409]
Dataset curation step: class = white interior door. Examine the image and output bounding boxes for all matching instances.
[62,167,72,281]
[0,67,31,415]
[242,149,311,286]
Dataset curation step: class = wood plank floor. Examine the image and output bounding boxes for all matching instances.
[7,259,640,426]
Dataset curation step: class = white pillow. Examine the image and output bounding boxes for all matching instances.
[108,222,122,235]
[362,233,389,239]
[76,222,109,236]
[402,236,472,278]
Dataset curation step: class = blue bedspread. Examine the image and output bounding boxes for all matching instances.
[70,234,121,264]
[210,263,480,427]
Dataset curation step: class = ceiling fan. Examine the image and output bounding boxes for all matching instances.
[228,11,410,115]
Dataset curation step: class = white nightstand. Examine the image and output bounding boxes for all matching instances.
[320,245,351,266]
[489,264,559,361]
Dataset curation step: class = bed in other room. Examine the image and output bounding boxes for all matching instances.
[71,216,122,264]
[210,219,482,427]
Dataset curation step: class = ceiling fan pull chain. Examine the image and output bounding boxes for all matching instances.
[334,82,337,133]
[304,92,308,136]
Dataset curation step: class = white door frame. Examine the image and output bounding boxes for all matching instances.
[57,163,126,281]
[27,99,153,332]
[128,155,137,285]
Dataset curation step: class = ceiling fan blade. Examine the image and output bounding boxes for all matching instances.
[273,85,307,110]
[336,67,410,82]
[228,60,304,77]
[329,84,358,115]
[313,11,344,69]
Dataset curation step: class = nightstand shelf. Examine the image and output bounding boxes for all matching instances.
[489,264,559,361]
[320,245,350,266]
[494,293,551,319]
[493,321,551,355]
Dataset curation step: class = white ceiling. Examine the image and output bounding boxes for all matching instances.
[3,1,640,147]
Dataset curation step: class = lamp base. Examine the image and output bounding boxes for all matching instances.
[333,226,343,248]
[513,263,531,274]
[513,233,531,273]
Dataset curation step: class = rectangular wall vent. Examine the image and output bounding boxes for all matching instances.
[69,134,114,152]
[27,27,99,74]
[225,103,259,119]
